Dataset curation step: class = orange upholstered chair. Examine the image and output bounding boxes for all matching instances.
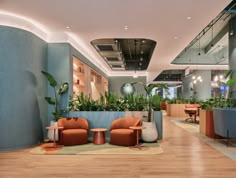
[58,118,89,146]
[110,117,141,146]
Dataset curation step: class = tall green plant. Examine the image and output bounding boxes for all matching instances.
[42,71,69,121]
[133,82,168,122]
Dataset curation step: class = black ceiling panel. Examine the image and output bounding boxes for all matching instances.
[91,38,156,71]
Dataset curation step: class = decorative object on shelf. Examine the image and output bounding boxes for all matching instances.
[41,71,69,141]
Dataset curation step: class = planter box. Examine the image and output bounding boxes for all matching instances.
[66,111,163,140]
[213,108,236,138]
[167,104,186,117]
[199,110,216,138]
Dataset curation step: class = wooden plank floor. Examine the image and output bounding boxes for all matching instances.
[1,116,236,178]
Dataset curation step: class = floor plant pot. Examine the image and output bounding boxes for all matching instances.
[47,121,59,141]
[141,121,158,142]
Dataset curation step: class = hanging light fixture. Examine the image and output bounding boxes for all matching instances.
[198,38,201,56]
[230,13,234,36]
[133,40,138,78]
[211,22,214,47]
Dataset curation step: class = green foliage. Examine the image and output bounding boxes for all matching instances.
[151,95,162,111]
[124,94,147,111]
[105,92,125,111]
[69,91,163,113]
[41,71,57,87]
[167,98,196,104]
[42,71,69,121]
[200,97,236,110]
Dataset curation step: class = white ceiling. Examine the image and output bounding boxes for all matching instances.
[0,0,231,81]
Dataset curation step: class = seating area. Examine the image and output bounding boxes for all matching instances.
[184,104,201,123]
[56,117,145,147]
[2,1,236,178]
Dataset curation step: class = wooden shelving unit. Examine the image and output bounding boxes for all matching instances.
[72,56,108,99]
[73,57,86,96]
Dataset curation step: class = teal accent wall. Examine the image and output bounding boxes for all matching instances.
[47,43,109,121]
[47,43,71,120]
[108,76,146,95]
[0,26,48,151]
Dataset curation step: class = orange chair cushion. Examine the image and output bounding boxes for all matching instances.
[60,129,88,146]
[110,129,136,146]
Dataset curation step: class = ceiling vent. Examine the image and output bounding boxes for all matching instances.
[93,39,118,52]
[95,44,115,51]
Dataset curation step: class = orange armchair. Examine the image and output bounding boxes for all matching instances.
[58,118,89,146]
[110,117,141,146]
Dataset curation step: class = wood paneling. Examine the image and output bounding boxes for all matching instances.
[0,116,236,177]
[167,104,187,117]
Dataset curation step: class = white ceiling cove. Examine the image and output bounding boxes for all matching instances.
[0,0,231,81]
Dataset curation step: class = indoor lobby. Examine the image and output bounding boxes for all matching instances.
[1,0,236,178]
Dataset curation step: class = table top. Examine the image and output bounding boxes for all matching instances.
[46,126,64,130]
[185,108,198,111]
[91,128,108,132]
[129,126,146,130]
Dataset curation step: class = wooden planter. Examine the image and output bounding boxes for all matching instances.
[199,110,216,138]
[166,104,186,117]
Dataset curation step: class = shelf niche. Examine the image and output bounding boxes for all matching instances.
[72,56,108,100]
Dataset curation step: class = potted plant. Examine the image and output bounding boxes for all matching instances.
[212,70,236,139]
[42,71,69,141]
[132,82,167,142]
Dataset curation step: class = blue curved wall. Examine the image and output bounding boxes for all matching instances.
[0,26,48,151]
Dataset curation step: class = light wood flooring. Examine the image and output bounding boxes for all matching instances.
[1,116,236,178]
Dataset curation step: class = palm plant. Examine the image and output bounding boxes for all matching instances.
[42,71,69,121]
[133,82,168,122]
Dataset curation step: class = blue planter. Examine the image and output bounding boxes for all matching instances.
[213,108,236,138]
[66,111,163,140]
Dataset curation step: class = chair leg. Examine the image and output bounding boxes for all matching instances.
[227,129,229,147]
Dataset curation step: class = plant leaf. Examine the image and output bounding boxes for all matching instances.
[226,76,236,86]
[41,71,57,87]
[58,82,69,95]
[224,70,232,79]
[45,97,55,105]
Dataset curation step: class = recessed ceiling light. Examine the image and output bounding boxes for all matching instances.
[140,57,143,61]
[124,26,128,30]
[142,40,145,43]
[66,26,70,29]
[139,62,142,66]
[140,51,143,54]
[187,16,191,20]
[173,36,179,40]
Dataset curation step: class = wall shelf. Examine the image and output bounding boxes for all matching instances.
[73,56,108,99]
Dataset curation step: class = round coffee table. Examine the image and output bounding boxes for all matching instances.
[90,128,108,144]
[46,126,64,147]
[129,126,146,149]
